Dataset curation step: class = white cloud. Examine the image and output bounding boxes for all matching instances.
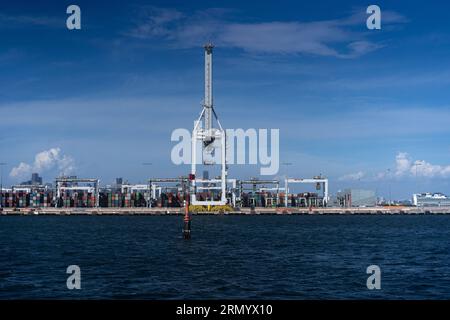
[34,148,60,172]
[413,159,450,178]
[342,153,450,183]
[9,147,75,180]
[127,7,184,39]
[9,162,32,179]
[127,7,406,58]
[384,152,450,179]
[395,152,411,176]
[0,13,59,28]
[339,171,365,181]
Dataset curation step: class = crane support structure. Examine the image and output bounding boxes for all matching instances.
[191,43,228,206]
[55,177,100,208]
[284,177,329,207]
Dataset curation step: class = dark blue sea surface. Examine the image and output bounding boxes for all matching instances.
[0,215,449,299]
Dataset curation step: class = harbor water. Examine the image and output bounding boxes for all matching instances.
[0,215,449,299]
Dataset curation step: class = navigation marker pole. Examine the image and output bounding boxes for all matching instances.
[183,176,192,239]
[183,197,191,239]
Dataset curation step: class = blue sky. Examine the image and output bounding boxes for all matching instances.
[1,0,450,199]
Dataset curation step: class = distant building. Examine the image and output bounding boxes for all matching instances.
[413,193,450,207]
[31,173,42,185]
[337,189,376,207]
[21,173,43,186]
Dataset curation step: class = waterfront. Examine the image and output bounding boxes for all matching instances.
[2,206,450,215]
[1,215,450,299]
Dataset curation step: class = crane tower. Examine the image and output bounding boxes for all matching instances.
[190,43,228,206]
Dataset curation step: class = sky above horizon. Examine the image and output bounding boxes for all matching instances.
[1,0,450,199]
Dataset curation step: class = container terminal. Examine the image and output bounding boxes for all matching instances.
[1,44,450,216]
[1,174,449,215]
[0,175,329,210]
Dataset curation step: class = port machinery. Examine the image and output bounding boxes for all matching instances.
[190,43,228,206]
[144,176,329,209]
[147,177,188,208]
[238,179,284,207]
[144,43,228,238]
[55,177,100,208]
[146,177,238,208]
[284,176,329,207]
[145,45,330,211]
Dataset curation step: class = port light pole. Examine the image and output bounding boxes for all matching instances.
[414,161,423,195]
[0,163,6,209]
[387,168,392,205]
[282,162,293,176]
[142,163,152,207]
[282,162,292,208]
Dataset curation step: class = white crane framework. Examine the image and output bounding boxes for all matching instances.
[191,43,228,206]
[284,178,329,207]
[55,177,100,208]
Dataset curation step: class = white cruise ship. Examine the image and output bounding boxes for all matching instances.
[412,193,450,207]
